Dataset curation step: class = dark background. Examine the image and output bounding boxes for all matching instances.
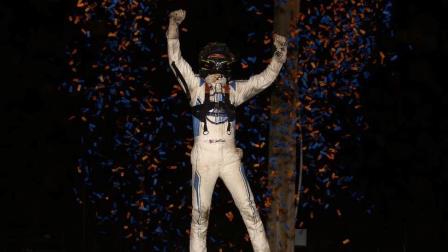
[1,0,447,251]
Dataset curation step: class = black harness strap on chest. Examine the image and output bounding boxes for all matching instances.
[171,61,191,102]
[223,84,236,133]
[191,81,236,135]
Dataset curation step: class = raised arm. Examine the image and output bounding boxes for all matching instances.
[166,9,199,103]
[233,33,288,107]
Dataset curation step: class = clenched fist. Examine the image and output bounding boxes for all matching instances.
[273,33,287,63]
[169,9,186,25]
[167,9,186,39]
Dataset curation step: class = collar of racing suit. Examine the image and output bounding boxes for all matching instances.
[191,75,236,136]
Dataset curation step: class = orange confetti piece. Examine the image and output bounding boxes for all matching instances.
[379,51,385,64]
[336,209,342,216]
[76,0,86,8]
[108,31,118,38]
[225,211,234,222]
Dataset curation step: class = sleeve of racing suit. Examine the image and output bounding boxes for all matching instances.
[167,35,199,104]
[233,34,287,107]
[233,58,285,107]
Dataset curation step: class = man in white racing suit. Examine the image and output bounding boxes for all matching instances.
[166,9,287,252]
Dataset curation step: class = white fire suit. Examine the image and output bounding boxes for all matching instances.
[166,9,287,252]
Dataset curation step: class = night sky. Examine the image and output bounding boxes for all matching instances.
[1,0,448,251]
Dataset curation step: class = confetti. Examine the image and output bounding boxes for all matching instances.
[60,0,392,250]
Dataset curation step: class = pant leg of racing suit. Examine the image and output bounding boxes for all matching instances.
[190,144,220,251]
[220,154,271,252]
